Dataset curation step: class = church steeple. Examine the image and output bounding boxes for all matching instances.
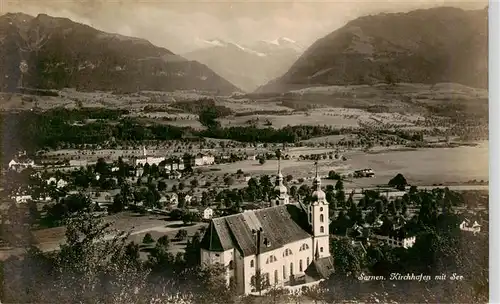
[309,161,330,259]
[271,149,289,207]
[275,156,284,186]
[311,161,325,203]
[312,161,321,190]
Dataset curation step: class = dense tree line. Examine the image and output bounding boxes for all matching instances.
[1,109,349,164]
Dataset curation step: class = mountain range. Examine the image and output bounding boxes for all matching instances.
[0,13,240,94]
[258,7,488,93]
[183,38,304,92]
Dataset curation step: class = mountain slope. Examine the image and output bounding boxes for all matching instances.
[258,7,488,93]
[183,38,303,92]
[0,13,240,94]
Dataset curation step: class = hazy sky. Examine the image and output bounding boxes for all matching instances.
[1,0,487,53]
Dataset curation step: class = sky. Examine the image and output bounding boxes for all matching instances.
[1,0,488,54]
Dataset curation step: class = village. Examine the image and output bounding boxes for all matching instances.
[0,137,488,298]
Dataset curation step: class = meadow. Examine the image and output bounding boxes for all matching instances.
[206,141,489,188]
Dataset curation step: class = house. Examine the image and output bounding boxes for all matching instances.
[169,171,182,180]
[247,153,257,161]
[372,229,416,249]
[69,159,88,167]
[46,177,67,189]
[185,194,193,204]
[46,177,57,185]
[135,156,166,167]
[134,146,166,166]
[159,196,168,205]
[8,158,35,171]
[136,167,144,177]
[353,169,375,178]
[194,154,215,166]
[167,193,178,207]
[12,194,32,204]
[459,219,481,235]
[203,207,214,220]
[56,179,68,189]
[200,162,333,295]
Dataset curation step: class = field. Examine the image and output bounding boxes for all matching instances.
[206,141,489,188]
[20,212,205,253]
[0,82,487,133]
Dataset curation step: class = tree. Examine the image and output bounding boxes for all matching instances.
[157,180,167,192]
[175,229,188,241]
[143,233,154,244]
[335,180,344,191]
[48,211,151,303]
[328,170,340,180]
[182,212,199,225]
[157,235,170,249]
[388,173,408,191]
[109,194,125,214]
[199,107,221,129]
[224,176,235,187]
[251,270,271,295]
[331,238,364,277]
[302,285,328,304]
[259,157,266,165]
[197,263,234,303]
[190,179,199,188]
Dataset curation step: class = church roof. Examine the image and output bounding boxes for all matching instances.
[200,204,312,256]
[304,256,335,280]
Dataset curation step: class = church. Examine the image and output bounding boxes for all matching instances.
[200,160,334,295]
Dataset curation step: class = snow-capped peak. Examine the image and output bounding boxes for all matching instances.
[267,37,297,46]
[280,37,297,44]
[231,43,267,57]
[202,38,228,47]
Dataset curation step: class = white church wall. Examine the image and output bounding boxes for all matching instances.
[242,237,314,294]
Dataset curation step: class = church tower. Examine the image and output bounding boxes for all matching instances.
[271,155,289,207]
[309,162,330,259]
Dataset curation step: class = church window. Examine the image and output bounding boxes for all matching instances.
[284,248,293,257]
[307,257,310,266]
[290,263,294,275]
[320,207,323,212]
[320,247,324,253]
[250,260,254,268]
[320,226,324,233]
[274,270,279,284]
[266,255,278,264]
[229,260,234,270]
[309,213,312,223]
[320,214,324,223]
[299,260,303,272]
[299,243,310,251]
[283,265,286,279]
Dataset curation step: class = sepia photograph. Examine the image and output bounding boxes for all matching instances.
[0,0,491,303]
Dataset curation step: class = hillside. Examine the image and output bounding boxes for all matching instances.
[258,7,488,93]
[0,13,240,94]
[183,38,302,92]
